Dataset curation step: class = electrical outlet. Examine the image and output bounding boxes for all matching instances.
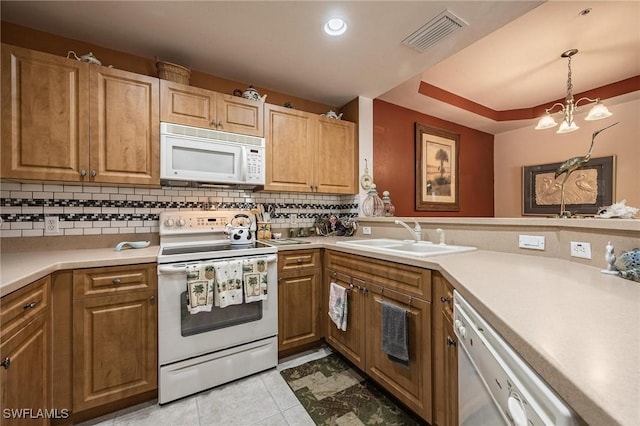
[289,213,297,224]
[518,235,545,250]
[570,241,592,259]
[362,226,372,235]
[44,216,60,235]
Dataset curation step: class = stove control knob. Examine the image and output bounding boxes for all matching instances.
[164,218,175,227]
[454,319,462,329]
[458,325,467,339]
[177,218,186,227]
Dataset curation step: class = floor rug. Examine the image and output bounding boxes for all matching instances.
[280,353,426,425]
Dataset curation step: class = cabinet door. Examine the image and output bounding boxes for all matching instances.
[315,118,357,194]
[324,271,365,370]
[443,316,458,426]
[365,287,432,422]
[217,93,264,136]
[278,269,322,354]
[432,272,455,425]
[159,80,217,128]
[264,104,317,192]
[0,314,50,426]
[72,290,157,411]
[1,43,89,181]
[90,66,159,185]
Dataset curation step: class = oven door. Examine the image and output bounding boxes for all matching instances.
[157,254,277,366]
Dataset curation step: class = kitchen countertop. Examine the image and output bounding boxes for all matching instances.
[1,238,638,425]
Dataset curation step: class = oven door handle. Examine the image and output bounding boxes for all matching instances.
[158,254,277,275]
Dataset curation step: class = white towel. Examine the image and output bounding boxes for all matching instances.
[186,262,215,314]
[243,257,269,303]
[213,260,244,308]
[328,282,348,331]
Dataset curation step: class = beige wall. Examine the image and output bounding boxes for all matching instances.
[494,96,640,217]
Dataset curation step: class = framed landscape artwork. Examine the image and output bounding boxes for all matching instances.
[522,155,615,216]
[415,123,460,211]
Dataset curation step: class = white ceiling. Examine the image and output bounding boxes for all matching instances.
[2,1,639,135]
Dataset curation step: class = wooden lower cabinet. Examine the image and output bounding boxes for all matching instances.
[72,265,157,412]
[0,276,51,425]
[277,250,323,356]
[365,286,432,420]
[324,251,433,422]
[432,272,458,426]
[324,272,365,370]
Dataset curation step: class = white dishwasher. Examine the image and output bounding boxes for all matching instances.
[453,290,579,426]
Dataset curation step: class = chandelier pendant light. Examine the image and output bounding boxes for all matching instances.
[535,49,612,134]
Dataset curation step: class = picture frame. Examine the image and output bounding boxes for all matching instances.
[522,155,615,216]
[415,123,460,211]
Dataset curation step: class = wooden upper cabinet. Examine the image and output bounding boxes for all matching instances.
[1,43,89,181]
[90,66,159,185]
[316,117,357,194]
[160,80,264,136]
[1,43,159,185]
[264,103,357,194]
[264,104,317,192]
[217,93,264,136]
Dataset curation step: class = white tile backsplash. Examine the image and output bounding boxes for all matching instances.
[1,181,358,238]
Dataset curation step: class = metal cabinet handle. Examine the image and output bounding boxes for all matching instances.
[80,169,87,176]
[211,119,217,127]
[297,258,303,263]
[447,337,457,347]
[23,302,37,310]
[440,296,451,303]
[1,357,10,369]
[217,121,223,128]
[90,170,97,177]
[113,278,122,285]
[150,295,155,304]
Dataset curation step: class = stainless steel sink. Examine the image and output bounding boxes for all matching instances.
[335,239,476,257]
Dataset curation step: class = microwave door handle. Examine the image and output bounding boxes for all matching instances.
[240,146,248,182]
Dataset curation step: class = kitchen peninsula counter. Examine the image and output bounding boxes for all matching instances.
[1,239,638,425]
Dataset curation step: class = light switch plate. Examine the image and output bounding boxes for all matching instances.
[518,235,545,250]
[362,226,372,235]
[570,241,592,259]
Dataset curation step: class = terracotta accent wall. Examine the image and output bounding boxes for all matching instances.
[0,21,335,115]
[373,100,494,217]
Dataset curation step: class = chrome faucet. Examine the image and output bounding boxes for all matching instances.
[394,218,422,242]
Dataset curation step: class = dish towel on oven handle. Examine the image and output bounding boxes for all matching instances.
[328,282,348,331]
[185,262,215,314]
[243,257,269,303]
[213,259,244,308]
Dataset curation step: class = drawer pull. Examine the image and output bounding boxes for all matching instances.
[440,296,451,303]
[297,258,302,263]
[23,302,37,310]
[113,278,122,285]
[1,357,10,369]
[446,337,457,347]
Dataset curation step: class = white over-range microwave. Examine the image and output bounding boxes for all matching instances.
[160,122,265,188]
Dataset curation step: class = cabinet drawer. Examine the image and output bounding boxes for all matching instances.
[326,251,431,300]
[73,264,157,299]
[278,249,321,274]
[1,275,50,340]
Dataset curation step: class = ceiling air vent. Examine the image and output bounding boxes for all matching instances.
[402,9,468,53]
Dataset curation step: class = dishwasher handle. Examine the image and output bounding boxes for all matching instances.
[158,254,277,275]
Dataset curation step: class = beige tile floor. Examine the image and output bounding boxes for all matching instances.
[77,347,334,426]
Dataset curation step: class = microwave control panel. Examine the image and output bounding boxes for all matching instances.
[246,148,265,183]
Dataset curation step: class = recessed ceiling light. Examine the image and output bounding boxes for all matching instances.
[324,18,347,36]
